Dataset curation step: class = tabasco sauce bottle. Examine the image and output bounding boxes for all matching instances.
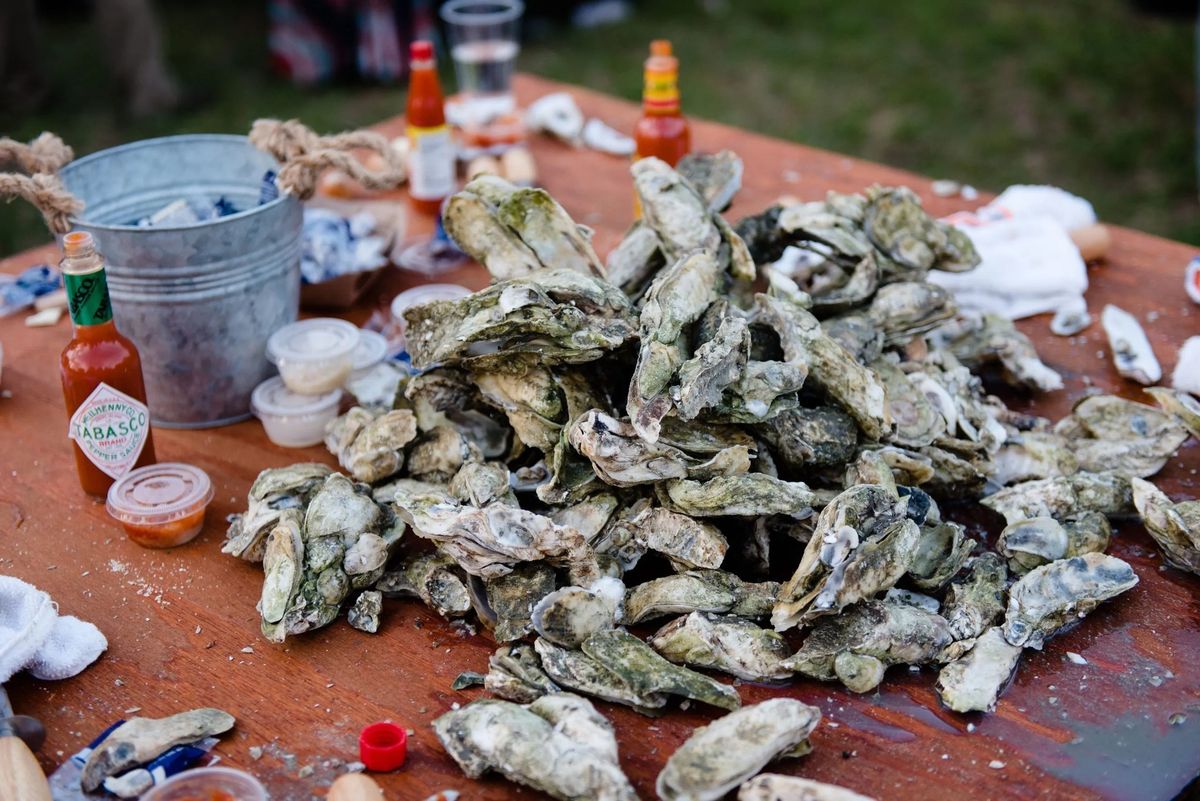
[634,39,690,166]
[406,40,455,216]
[59,231,156,497]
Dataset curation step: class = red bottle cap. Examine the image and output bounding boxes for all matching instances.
[410,40,434,62]
[359,722,407,772]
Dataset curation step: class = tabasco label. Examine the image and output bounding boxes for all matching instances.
[68,383,150,479]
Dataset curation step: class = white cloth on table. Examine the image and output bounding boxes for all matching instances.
[0,575,106,683]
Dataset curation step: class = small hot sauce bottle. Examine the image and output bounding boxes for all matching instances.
[634,39,691,167]
[59,231,156,497]
[406,40,456,216]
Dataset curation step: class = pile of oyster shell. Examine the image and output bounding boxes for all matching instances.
[224,153,1200,801]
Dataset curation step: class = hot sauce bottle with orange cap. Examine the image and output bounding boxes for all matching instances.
[406,39,456,216]
[634,39,691,166]
[59,231,156,497]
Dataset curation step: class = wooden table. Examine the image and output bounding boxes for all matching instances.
[2,74,1198,801]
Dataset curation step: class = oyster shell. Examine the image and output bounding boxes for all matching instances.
[981,471,1133,525]
[224,463,332,561]
[649,612,792,681]
[863,185,978,274]
[1055,394,1188,478]
[448,461,515,507]
[625,569,779,624]
[756,406,858,472]
[630,250,723,441]
[347,590,382,633]
[1145,386,1200,439]
[739,775,877,801]
[773,484,913,631]
[674,314,751,419]
[551,493,620,542]
[935,626,1022,713]
[443,191,544,280]
[941,553,1008,640]
[868,281,955,344]
[324,407,418,483]
[872,356,946,448]
[657,699,821,801]
[602,504,728,571]
[531,577,624,648]
[930,313,1063,392]
[408,426,482,483]
[476,562,557,641]
[376,552,471,618]
[473,367,565,452]
[433,695,637,801]
[998,514,1111,574]
[483,643,561,703]
[404,270,635,370]
[1003,553,1138,649]
[754,293,892,440]
[606,220,665,296]
[781,600,956,692]
[1130,477,1200,574]
[80,708,236,792]
[581,628,741,710]
[535,637,668,714]
[677,150,743,212]
[1102,303,1161,385]
[660,474,815,518]
[632,157,721,258]
[993,431,1079,486]
[907,521,975,591]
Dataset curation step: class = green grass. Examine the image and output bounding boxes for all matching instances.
[2,0,1196,256]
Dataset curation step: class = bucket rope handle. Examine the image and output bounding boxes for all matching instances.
[0,133,82,235]
[249,118,406,200]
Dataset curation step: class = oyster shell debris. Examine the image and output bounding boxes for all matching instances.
[581,628,742,711]
[657,698,822,801]
[347,590,382,633]
[781,600,956,693]
[739,775,877,801]
[625,569,779,624]
[1131,477,1200,574]
[649,612,793,681]
[483,643,561,704]
[433,695,637,801]
[531,577,624,648]
[935,626,1023,713]
[1003,553,1138,649]
[1101,303,1162,385]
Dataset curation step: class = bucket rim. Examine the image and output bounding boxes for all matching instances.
[59,133,291,233]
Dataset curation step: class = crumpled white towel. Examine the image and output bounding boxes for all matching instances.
[0,575,107,682]
[930,185,1096,320]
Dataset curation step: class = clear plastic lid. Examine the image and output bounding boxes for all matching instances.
[267,318,360,365]
[352,329,390,370]
[390,284,472,325]
[251,376,341,418]
[106,462,214,525]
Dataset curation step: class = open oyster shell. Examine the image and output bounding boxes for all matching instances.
[1003,553,1138,649]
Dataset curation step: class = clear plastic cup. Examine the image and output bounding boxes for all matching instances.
[266,318,360,394]
[140,767,267,801]
[440,0,524,123]
[251,376,342,448]
[106,463,215,549]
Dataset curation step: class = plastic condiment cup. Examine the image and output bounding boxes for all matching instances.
[267,318,360,394]
[351,328,390,372]
[251,376,341,448]
[106,463,214,549]
[140,766,268,801]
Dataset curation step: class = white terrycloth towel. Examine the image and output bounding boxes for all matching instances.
[930,185,1096,320]
[0,575,107,683]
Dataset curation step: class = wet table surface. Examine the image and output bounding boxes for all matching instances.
[1,74,1198,801]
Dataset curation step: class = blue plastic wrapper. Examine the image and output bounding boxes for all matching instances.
[129,170,279,228]
[48,719,219,800]
[0,264,62,318]
[301,208,388,284]
[259,170,279,204]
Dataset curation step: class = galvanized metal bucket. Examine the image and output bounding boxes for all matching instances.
[59,134,301,429]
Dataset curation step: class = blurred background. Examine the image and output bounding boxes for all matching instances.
[0,0,1196,256]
